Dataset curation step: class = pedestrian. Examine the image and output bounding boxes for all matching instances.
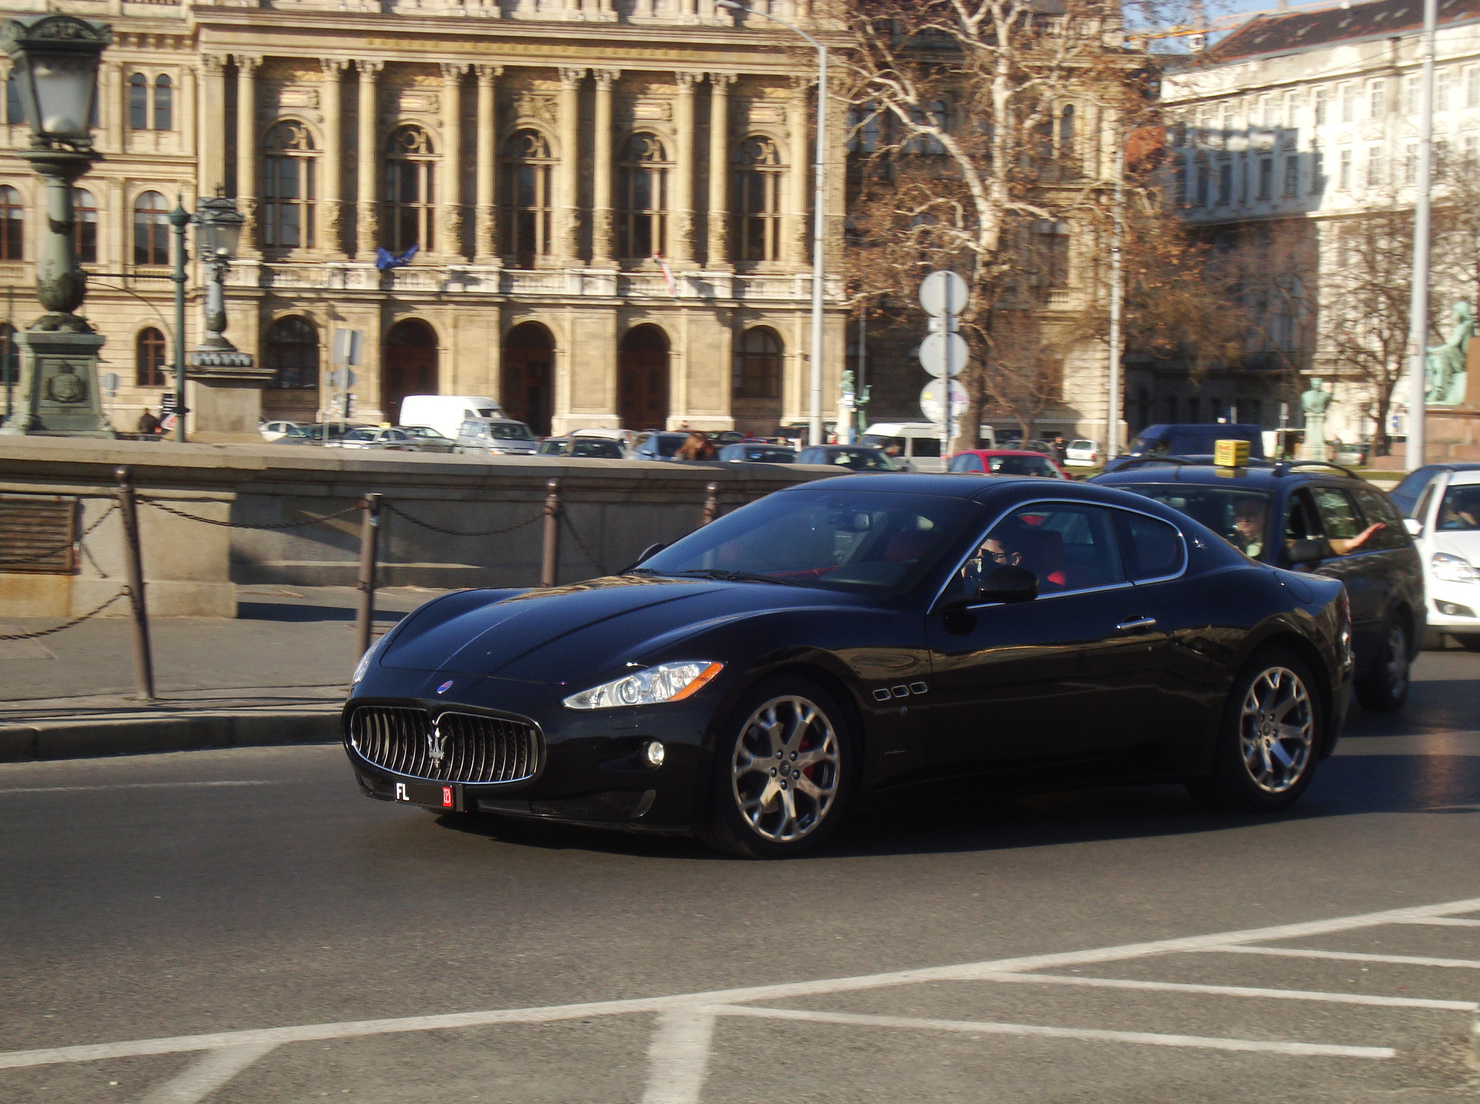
[674,430,716,461]
[1050,433,1068,466]
[137,408,161,436]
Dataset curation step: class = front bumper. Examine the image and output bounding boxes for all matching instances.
[1425,579,1480,631]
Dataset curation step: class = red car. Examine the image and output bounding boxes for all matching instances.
[947,449,1070,479]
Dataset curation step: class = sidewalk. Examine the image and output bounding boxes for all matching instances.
[0,585,451,762]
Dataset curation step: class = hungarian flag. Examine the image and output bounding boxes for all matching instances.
[652,254,676,296]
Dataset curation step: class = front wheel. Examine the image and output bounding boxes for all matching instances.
[1354,618,1412,712]
[699,676,852,858]
[1189,648,1322,812]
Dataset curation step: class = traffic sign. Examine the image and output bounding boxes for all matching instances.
[919,379,967,424]
[918,332,967,379]
[327,368,357,390]
[919,271,969,318]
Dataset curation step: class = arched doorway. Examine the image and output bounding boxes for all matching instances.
[731,325,784,438]
[501,322,555,436]
[618,324,669,430]
[382,319,438,423]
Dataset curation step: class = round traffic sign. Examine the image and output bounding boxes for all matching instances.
[919,270,969,317]
[918,332,968,378]
[919,378,967,424]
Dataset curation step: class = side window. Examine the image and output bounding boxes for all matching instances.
[1116,511,1187,581]
[1311,486,1364,547]
[981,503,1125,594]
[949,453,983,473]
[1413,482,1436,524]
[1350,486,1408,550]
[911,436,942,459]
[1284,489,1323,543]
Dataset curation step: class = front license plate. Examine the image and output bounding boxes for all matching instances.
[392,780,461,811]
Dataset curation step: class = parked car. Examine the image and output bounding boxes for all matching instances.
[1065,439,1101,467]
[330,427,417,451]
[259,420,302,442]
[283,423,367,444]
[398,395,505,442]
[1093,458,1423,711]
[1387,462,1480,517]
[796,445,897,471]
[454,418,539,457]
[1102,424,1267,473]
[718,442,798,464]
[948,449,1068,479]
[537,436,627,459]
[398,425,458,454]
[633,431,691,461]
[1404,468,1480,650]
[859,422,947,472]
[345,474,1352,857]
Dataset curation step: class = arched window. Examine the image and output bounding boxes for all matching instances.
[501,129,554,268]
[262,122,317,250]
[128,73,148,130]
[135,327,167,388]
[617,132,669,259]
[731,136,784,264]
[0,185,22,261]
[153,75,173,131]
[1059,105,1075,152]
[733,326,782,400]
[133,191,170,265]
[263,316,319,389]
[0,323,17,392]
[383,126,435,254]
[73,188,97,264]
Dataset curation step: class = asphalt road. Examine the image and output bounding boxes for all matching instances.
[2,652,1478,1104]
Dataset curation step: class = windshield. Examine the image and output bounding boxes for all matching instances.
[1110,483,1271,553]
[1438,484,1480,530]
[488,422,535,441]
[342,429,375,441]
[650,435,685,457]
[638,488,978,593]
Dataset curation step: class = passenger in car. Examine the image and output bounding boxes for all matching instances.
[1236,495,1383,558]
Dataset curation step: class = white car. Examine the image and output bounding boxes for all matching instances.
[329,427,417,451]
[1406,468,1480,650]
[1065,438,1100,467]
[259,420,302,442]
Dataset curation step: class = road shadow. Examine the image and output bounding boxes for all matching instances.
[237,602,408,624]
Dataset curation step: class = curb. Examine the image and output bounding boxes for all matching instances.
[0,711,340,763]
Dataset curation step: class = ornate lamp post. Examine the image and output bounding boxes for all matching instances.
[0,13,112,437]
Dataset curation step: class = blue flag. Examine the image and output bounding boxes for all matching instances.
[376,244,419,270]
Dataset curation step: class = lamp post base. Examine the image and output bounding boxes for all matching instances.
[0,329,113,437]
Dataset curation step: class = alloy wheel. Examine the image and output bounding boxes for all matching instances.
[1238,666,1314,793]
[730,694,841,844]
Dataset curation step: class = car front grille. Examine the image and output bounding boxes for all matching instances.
[346,705,542,784]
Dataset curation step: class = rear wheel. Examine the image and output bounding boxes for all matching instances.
[1189,647,1322,812]
[1354,618,1411,712]
[699,676,852,858]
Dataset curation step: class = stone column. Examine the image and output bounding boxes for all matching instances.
[788,77,810,266]
[355,59,383,258]
[180,61,197,158]
[672,72,698,266]
[320,59,346,257]
[234,55,261,255]
[474,65,502,264]
[440,62,468,259]
[706,73,733,268]
[201,55,228,195]
[592,69,618,265]
[101,61,123,152]
[557,67,585,263]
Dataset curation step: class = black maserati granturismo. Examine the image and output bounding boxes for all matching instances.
[344,475,1352,857]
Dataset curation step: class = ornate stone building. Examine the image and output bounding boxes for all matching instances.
[0,0,846,438]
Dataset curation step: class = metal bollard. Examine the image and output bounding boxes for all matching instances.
[701,481,720,526]
[540,479,561,587]
[354,493,382,663]
[114,466,156,702]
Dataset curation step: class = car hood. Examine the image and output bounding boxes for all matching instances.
[1427,530,1480,562]
[379,576,853,684]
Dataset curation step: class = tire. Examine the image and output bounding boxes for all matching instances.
[1354,617,1412,712]
[698,675,853,858]
[1188,647,1323,812]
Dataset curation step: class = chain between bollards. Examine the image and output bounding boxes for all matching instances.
[114,466,156,702]
[354,493,382,663]
[700,482,720,526]
[540,479,561,587]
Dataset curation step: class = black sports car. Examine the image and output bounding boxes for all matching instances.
[344,475,1353,857]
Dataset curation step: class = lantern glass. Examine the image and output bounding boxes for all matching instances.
[196,210,242,259]
[15,51,98,141]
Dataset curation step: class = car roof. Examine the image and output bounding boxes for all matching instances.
[954,449,1055,458]
[1093,459,1364,489]
[775,473,1178,515]
[1444,469,1480,485]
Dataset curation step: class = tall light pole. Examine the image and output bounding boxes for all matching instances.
[716,0,828,446]
[168,200,189,441]
[1106,143,1125,460]
[1404,0,1438,470]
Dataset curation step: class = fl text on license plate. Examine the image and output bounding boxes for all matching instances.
[393,780,461,811]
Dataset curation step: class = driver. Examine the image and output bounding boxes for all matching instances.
[1232,496,1267,558]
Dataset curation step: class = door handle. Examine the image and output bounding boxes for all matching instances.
[1116,616,1157,632]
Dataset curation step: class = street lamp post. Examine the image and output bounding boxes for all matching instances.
[168,200,189,442]
[0,13,112,438]
[716,0,828,446]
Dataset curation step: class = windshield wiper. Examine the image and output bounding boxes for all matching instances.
[671,568,808,587]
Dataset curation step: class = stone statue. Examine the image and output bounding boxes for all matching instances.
[43,364,87,405]
[1425,300,1474,406]
[1300,377,1330,460]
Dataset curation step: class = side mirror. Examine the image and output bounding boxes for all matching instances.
[1403,517,1422,538]
[1288,538,1326,565]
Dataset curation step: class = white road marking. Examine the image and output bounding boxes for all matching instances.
[718,1006,1397,1060]
[972,971,1477,1011]
[640,1007,718,1104]
[0,781,269,796]
[1396,917,1480,928]
[1203,946,1480,970]
[134,1041,279,1104]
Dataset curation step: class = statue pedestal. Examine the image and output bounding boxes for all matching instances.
[0,330,113,437]
[186,348,274,442]
[1301,413,1326,460]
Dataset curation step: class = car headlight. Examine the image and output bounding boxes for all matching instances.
[563,661,723,710]
[352,630,394,685]
[1431,552,1480,583]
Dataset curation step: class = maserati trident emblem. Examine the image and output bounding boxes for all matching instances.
[436,680,454,695]
[427,721,447,766]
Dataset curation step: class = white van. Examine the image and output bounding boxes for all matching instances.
[860,422,996,472]
[398,395,505,441]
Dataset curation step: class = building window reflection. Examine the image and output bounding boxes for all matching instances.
[73,188,97,265]
[617,132,669,260]
[133,190,170,265]
[383,125,435,255]
[501,128,554,268]
[262,121,317,251]
[731,135,783,264]
[0,185,22,261]
[135,326,167,388]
